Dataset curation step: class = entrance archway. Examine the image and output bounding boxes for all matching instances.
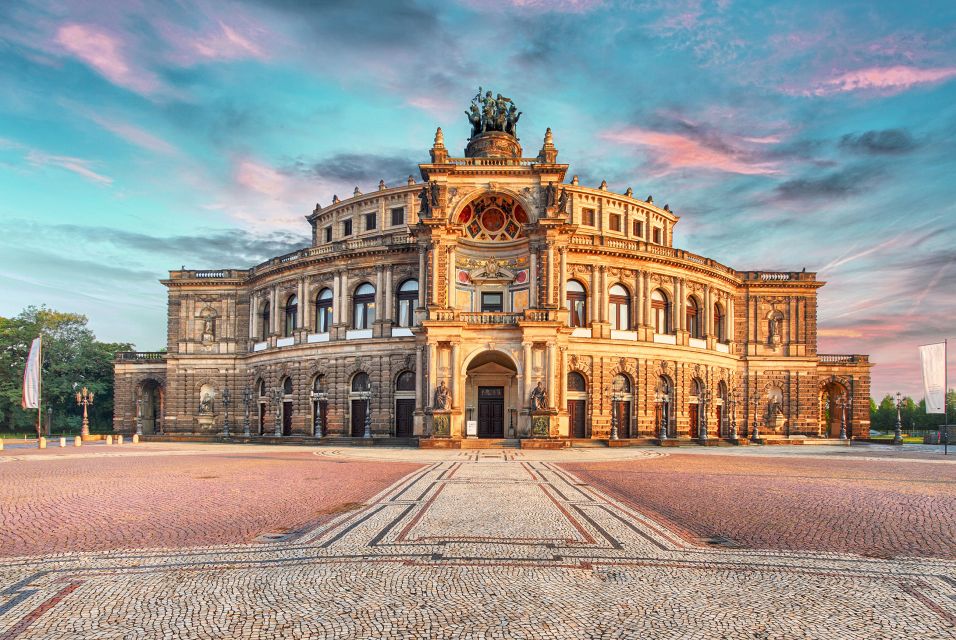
[138,380,164,434]
[464,351,519,438]
[819,380,849,438]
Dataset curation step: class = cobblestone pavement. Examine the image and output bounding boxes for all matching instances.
[564,450,956,560]
[0,444,420,556]
[1,444,955,639]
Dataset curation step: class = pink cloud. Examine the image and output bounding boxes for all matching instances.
[808,65,956,96]
[86,114,176,155]
[462,0,603,12]
[600,127,780,176]
[236,160,288,198]
[54,23,161,95]
[25,149,112,185]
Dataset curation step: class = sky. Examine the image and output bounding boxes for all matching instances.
[0,0,953,401]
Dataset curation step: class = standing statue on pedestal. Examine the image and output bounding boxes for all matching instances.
[433,381,450,410]
[530,381,548,411]
[544,182,557,208]
[418,185,431,218]
[467,87,522,139]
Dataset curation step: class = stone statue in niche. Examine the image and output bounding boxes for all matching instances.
[530,381,548,411]
[197,385,215,414]
[418,185,431,218]
[768,313,783,344]
[558,187,569,214]
[200,315,215,342]
[433,380,450,410]
[544,182,557,208]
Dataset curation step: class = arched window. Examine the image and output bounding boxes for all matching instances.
[612,374,631,393]
[651,289,670,334]
[567,372,586,391]
[396,280,418,328]
[282,376,293,395]
[714,302,725,342]
[284,295,298,337]
[315,288,333,333]
[612,373,632,437]
[566,280,587,327]
[257,379,266,397]
[609,284,631,330]
[351,372,370,392]
[396,371,415,391]
[260,301,271,340]
[686,297,701,339]
[312,375,325,393]
[353,283,376,329]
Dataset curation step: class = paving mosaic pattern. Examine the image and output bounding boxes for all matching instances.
[563,452,956,559]
[1,447,955,639]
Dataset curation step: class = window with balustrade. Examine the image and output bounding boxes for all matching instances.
[315,288,333,333]
[396,280,419,327]
[651,289,670,334]
[686,296,701,339]
[609,284,631,330]
[714,302,726,342]
[353,283,376,329]
[566,280,587,327]
[260,301,271,340]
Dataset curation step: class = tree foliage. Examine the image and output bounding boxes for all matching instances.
[0,306,132,433]
[869,390,956,433]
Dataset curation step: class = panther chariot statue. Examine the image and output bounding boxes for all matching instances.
[464,87,523,158]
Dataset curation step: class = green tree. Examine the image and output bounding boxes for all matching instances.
[0,306,132,434]
[870,395,896,432]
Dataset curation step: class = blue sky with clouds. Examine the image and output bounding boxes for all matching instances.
[0,0,954,399]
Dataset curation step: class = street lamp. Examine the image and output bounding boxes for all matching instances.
[750,387,760,441]
[894,392,903,445]
[221,387,232,437]
[655,381,669,441]
[310,383,328,438]
[608,383,623,441]
[75,387,94,438]
[729,388,739,441]
[362,382,374,439]
[241,387,252,437]
[509,408,517,436]
[698,387,710,443]
[135,394,144,436]
[271,387,283,437]
[837,394,848,440]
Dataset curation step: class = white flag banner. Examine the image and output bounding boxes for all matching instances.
[919,342,946,414]
[21,336,41,409]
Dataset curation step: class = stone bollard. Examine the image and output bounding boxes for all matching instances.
[74,436,81,447]
[59,437,67,447]
[116,435,124,445]
[0,439,4,451]
[106,435,113,445]
[132,434,139,444]
[39,437,47,449]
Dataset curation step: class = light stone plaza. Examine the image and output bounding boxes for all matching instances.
[1,442,955,638]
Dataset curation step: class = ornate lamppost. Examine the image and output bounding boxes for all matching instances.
[135,394,144,436]
[750,387,760,441]
[310,383,328,438]
[362,381,374,439]
[271,386,283,437]
[698,387,710,443]
[894,391,903,445]
[729,388,740,441]
[608,383,623,441]
[241,387,252,437]
[75,386,94,438]
[655,381,669,441]
[509,408,517,436]
[221,387,232,437]
[837,394,848,441]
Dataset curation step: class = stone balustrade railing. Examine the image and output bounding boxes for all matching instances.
[819,354,867,365]
[116,352,167,362]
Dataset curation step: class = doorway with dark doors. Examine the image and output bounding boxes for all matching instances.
[477,386,504,438]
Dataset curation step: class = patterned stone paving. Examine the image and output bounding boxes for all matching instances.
[1,446,955,639]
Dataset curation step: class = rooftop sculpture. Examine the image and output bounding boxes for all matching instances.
[466,87,522,139]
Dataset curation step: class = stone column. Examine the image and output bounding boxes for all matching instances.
[598,266,607,323]
[415,345,424,411]
[589,268,598,326]
[546,242,555,306]
[418,247,427,309]
[340,270,350,326]
[634,270,643,327]
[427,343,438,406]
[546,341,556,409]
[643,272,652,326]
[529,247,538,308]
[450,342,460,408]
[559,346,568,408]
[521,341,533,410]
[375,265,384,319]
[703,284,711,337]
[384,265,393,322]
[298,279,306,330]
[558,248,567,309]
[447,245,455,308]
[431,245,441,306]
[671,276,680,332]
[270,287,279,335]
[249,292,258,342]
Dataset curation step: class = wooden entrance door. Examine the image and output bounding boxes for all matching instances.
[614,401,631,438]
[568,399,586,438]
[282,401,293,436]
[258,404,266,435]
[351,399,367,437]
[477,386,504,438]
[395,399,415,437]
[689,403,699,438]
[716,405,724,437]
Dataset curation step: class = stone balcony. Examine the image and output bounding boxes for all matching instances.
[116,351,167,362]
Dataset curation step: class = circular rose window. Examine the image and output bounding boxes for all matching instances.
[480,208,505,232]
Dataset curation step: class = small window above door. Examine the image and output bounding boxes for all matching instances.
[481,292,503,312]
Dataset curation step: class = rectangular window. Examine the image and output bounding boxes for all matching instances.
[609,213,621,232]
[365,212,377,231]
[343,219,353,236]
[391,207,405,226]
[582,208,595,226]
[481,292,503,313]
[653,227,662,244]
[324,226,332,243]
[632,220,643,237]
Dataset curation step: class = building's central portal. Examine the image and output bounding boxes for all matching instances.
[477,386,505,438]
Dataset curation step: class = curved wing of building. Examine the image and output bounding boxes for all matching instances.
[114,95,871,443]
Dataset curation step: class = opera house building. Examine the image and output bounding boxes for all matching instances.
[114,93,871,446]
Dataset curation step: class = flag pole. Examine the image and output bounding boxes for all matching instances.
[36,336,42,440]
[945,339,949,456]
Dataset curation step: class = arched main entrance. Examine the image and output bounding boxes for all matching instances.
[464,351,519,438]
[819,380,849,438]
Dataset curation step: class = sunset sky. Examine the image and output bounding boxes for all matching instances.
[0,0,953,400]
